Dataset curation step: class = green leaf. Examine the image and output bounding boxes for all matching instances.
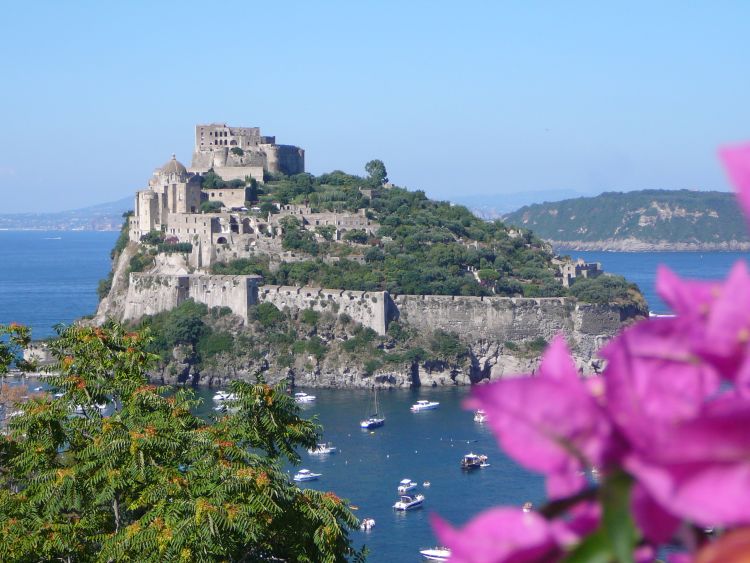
[602,471,638,563]
[562,529,612,563]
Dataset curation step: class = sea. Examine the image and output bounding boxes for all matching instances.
[1,230,750,561]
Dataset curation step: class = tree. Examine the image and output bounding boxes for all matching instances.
[0,323,363,562]
[364,159,388,185]
[200,201,224,214]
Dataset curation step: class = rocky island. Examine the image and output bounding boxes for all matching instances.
[94,123,647,389]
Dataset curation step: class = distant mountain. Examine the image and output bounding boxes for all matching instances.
[503,189,749,251]
[453,190,590,219]
[0,196,132,231]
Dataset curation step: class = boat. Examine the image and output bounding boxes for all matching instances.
[410,400,440,412]
[522,501,533,513]
[473,409,487,422]
[423,481,431,487]
[73,403,106,415]
[360,387,385,429]
[420,547,451,561]
[461,453,489,469]
[360,518,376,531]
[393,494,425,511]
[397,478,417,493]
[294,392,316,403]
[293,469,322,482]
[212,391,237,402]
[308,442,337,455]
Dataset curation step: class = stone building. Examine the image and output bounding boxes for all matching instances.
[560,258,603,287]
[130,155,202,241]
[190,123,304,182]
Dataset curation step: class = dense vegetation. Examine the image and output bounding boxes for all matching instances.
[0,323,364,562]
[504,189,748,243]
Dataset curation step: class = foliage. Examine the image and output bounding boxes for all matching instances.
[0,323,363,562]
[110,212,132,259]
[342,229,369,244]
[316,224,337,241]
[97,271,113,300]
[300,308,320,325]
[364,159,388,185]
[157,242,193,254]
[200,201,224,213]
[504,189,750,243]
[230,146,244,156]
[428,329,464,360]
[569,274,641,305]
[201,169,226,190]
[140,230,165,245]
[128,251,154,275]
[253,302,285,328]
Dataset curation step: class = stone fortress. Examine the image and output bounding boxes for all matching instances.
[109,123,640,381]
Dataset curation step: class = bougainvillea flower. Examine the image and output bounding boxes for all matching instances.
[631,482,681,544]
[656,265,719,320]
[549,501,601,547]
[625,395,750,526]
[431,508,562,563]
[719,142,750,227]
[468,336,613,499]
[601,317,720,449]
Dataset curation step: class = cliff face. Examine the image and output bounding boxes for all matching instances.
[98,248,643,388]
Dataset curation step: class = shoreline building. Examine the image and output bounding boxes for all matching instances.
[189,123,304,182]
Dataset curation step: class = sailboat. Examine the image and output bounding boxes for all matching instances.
[360,387,385,429]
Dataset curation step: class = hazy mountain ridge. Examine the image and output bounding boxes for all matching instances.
[503,189,748,250]
[0,197,132,231]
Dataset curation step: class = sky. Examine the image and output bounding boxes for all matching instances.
[0,1,748,213]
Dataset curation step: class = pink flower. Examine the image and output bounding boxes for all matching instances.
[624,395,750,527]
[468,336,613,499]
[719,142,750,227]
[431,508,562,563]
[631,482,681,544]
[655,265,718,320]
[600,318,720,449]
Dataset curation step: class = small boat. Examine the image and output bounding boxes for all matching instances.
[474,409,487,422]
[461,453,489,470]
[308,442,337,455]
[213,405,238,414]
[212,391,236,402]
[293,469,322,482]
[360,518,376,531]
[393,494,424,511]
[522,501,533,513]
[73,403,106,415]
[397,478,417,493]
[423,481,431,487]
[294,392,316,403]
[33,386,43,392]
[410,400,440,412]
[420,547,451,561]
[360,387,385,429]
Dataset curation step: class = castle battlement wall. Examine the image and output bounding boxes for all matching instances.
[121,274,633,354]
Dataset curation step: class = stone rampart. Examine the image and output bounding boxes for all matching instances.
[120,274,636,352]
[258,285,388,335]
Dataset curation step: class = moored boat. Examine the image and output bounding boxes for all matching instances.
[212,391,236,402]
[360,517,376,531]
[410,400,440,412]
[420,547,451,561]
[397,478,417,493]
[293,469,322,482]
[473,409,487,422]
[294,392,316,403]
[308,442,337,455]
[360,387,385,429]
[393,494,424,511]
[461,453,489,469]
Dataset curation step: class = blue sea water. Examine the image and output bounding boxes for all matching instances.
[2,231,750,560]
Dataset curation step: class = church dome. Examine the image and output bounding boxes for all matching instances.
[160,154,188,178]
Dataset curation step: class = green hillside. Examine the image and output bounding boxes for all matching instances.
[504,189,747,245]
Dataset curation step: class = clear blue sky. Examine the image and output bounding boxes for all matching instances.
[1,1,748,212]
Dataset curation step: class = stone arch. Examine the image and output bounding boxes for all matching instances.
[217,236,227,244]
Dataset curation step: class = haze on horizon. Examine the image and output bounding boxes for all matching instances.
[0,1,747,214]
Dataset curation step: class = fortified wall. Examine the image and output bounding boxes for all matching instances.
[121,274,634,355]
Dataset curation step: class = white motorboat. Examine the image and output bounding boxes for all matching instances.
[474,409,487,422]
[73,403,106,415]
[293,469,322,482]
[308,442,337,455]
[423,481,431,487]
[420,547,451,561]
[410,400,440,412]
[461,453,489,470]
[522,501,533,513]
[360,387,385,428]
[393,494,424,511]
[212,391,237,402]
[214,404,239,414]
[294,392,316,403]
[360,518,376,531]
[397,478,417,493]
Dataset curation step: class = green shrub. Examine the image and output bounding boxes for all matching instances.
[197,331,234,359]
[253,303,284,328]
[429,330,463,359]
[128,252,153,274]
[300,308,320,325]
[230,147,244,156]
[504,340,519,351]
[569,275,638,305]
[200,201,223,213]
[363,359,382,375]
[342,229,368,244]
[157,242,193,254]
[97,272,113,300]
[526,336,548,353]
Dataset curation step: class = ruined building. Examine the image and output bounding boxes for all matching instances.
[189,123,305,182]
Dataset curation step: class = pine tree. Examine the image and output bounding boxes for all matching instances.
[0,323,365,562]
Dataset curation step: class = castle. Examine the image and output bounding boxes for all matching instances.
[129,124,374,268]
[189,123,304,182]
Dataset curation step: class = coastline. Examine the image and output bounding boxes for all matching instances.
[551,238,750,252]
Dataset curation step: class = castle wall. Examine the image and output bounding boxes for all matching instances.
[258,286,388,335]
[264,144,305,175]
